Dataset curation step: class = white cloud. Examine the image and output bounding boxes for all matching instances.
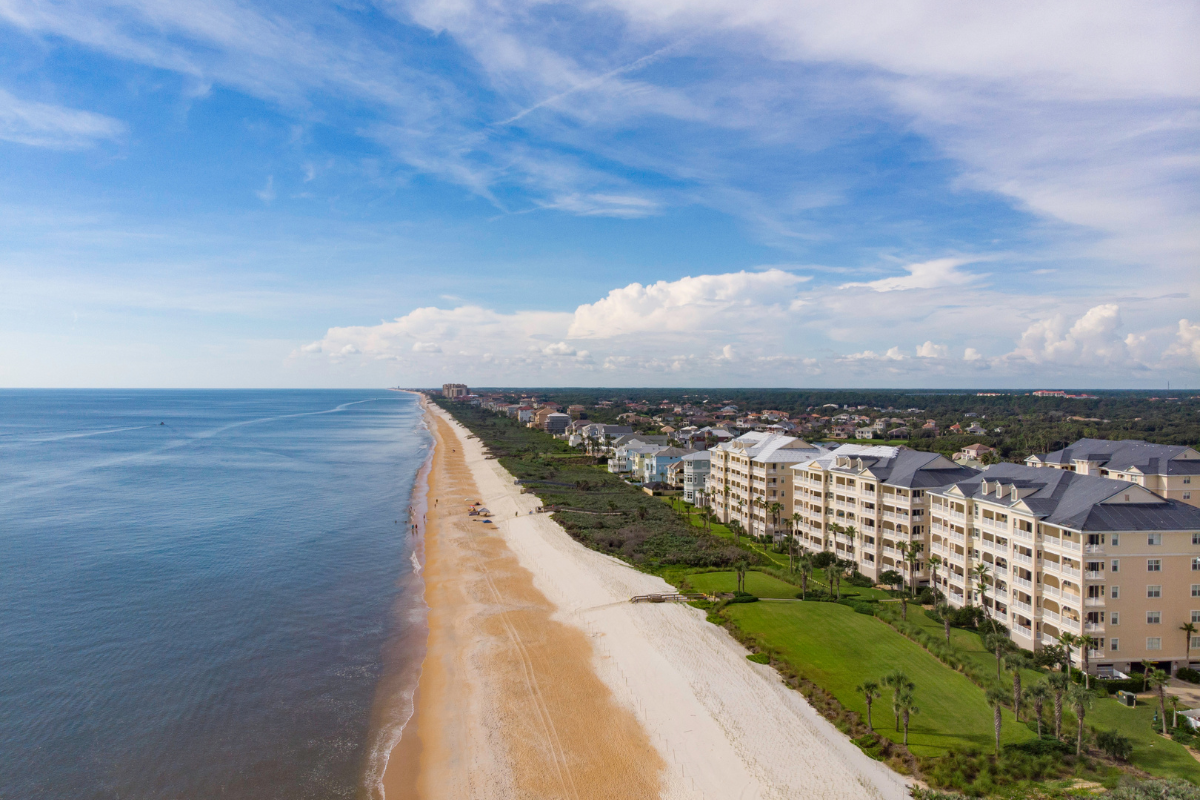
[915,341,949,359]
[568,269,806,338]
[0,87,124,149]
[412,341,442,352]
[1164,319,1200,366]
[963,347,983,361]
[1003,303,1137,367]
[256,175,276,203]
[843,258,979,292]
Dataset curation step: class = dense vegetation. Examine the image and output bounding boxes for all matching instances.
[467,388,1199,459]
[434,399,752,568]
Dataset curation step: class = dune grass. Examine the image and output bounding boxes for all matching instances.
[726,599,1036,757]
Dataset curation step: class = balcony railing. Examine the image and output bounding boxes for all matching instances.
[1013,600,1033,613]
[1014,624,1033,638]
[1013,576,1033,589]
[1084,544,1105,554]
[1084,570,1104,580]
[1084,598,1106,607]
[1084,623,1105,634]
[1042,609,1060,624]
[1012,552,1033,565]
[1043,584,1061,598]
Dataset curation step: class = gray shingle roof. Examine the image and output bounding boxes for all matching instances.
[1032,438,1200,475]
[938,463,1200,532]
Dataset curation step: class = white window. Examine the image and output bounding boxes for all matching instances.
[1110,638,1119,651]
[1148,585,1162,598]
[1148,559,1162,572]
[1194,585,1200,598]
[1194,558,1200,571]
[1111,612,1119,625]
[1147,637,1162,650]
[1149,533,1162,546]
[1111,586,1120,599]
[1148,611,1162,624]
[1187,477,1193,484]
[1194,533,1200,546]
[1111,534,1120,546]
[1187,493,1193,500]
[1111,560,1120,572]
[1193,637,1200,650]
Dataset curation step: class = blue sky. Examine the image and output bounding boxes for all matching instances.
[1,0,1197,388]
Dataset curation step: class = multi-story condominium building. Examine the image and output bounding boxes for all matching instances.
[929,463,1200,675]
[792,445,979,582]
[1027,438,1200,507]
[681,450,712,505]
[442,383,468,398]
[642,447,692,484]
[607,440,664,476]
[709,433,826,539]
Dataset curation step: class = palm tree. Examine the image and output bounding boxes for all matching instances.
[984,631,1017,681]
[972,562,992,619]
[1048,672,1070,739]
[1141,659,1155,692]
[1024,682,1051,738]
[986,686,1007,755]
[903,541,921,596]
[938,592,952,644]
[790,512,803,572]
[927,553,943,596]
[1148,668,1171,736]
[1067,684,1094,756]
[1182,622,1198,667]
[1170,694,1182,730]
[729,518,743,544]
[797,553,813,600]
[1059,633,1078,681]
[1009,651,1031,721]
[734,560,749,594]
[769,501,783,541]
[856,680,881,731]
[897,691,919,747]
[882,669,915,732]
[1078,634,1096,689]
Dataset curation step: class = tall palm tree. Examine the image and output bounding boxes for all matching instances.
[1067,684,1094,756]
[1024,682,1051,738]
[769,501,783,540]
[1182,622,1198,667]
[790,512,803,572]
[902,541,921,596]
[856,680,881,731]
[1141,659,1155,692]
[734,560,749,594]
[986,686,1007,755]
[1009,651,1031,721]
[1078,634,1096,689]
[897,691,919,747]
[882,669,915,732]
[972,562,992,619]
[797,553,813,600]
[1170,694,1181,729]
[984,631,1017,681]
[1149,668,1171,736]
[729,518,742,544]
[1059,633,1078,681]
[927,553,943,596]
[1048,672,1070,739]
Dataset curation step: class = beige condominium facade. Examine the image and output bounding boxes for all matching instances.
[929,463,1200,674]
[708,432,824,538]
[1028,438,1200,508]
[791,445,979,583]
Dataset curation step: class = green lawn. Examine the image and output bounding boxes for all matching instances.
[726,599,1036,756]
[1089,697,1200,782]
[685,570,803,599]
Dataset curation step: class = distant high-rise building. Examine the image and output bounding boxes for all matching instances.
[442,383,468,399]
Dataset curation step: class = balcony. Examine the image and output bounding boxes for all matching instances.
[1060,540,1081,552]
[1061,565,1081,578]
[1012,527,1033,541]
[1013,600,1033,614]
[1013,576,1033,589]
[1084,623,1105,634]
[1084,597,1106,607]
[1084,544,1105,554]
[1042,609,1061,624]
[949,530,966,542]
[1012,552,1033,565]
[1084,570,1104,580]
[1043,584,1061,598]
[1014,624,1033,638]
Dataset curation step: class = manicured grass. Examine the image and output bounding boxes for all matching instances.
[685,570,803,599]
[1089,697,1200,782]
[726,599,1036,757]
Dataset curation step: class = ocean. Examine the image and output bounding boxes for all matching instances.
[0,390,430,800]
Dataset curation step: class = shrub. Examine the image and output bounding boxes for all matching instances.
[1106,778,1200,800]
[1004,737,1072,758]
[916,587,938,605]
[1093,729,1133,761]
[846,571,875,587]
[746,652,770,664]
[813,551,837,569]
[1177,667,1200,684]
[728,592,759,604]
[880,569,904,588]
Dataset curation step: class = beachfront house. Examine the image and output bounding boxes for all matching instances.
[642,447,692,485]
[681,450,712,505]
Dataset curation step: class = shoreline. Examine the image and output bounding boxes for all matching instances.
[380,397,910,799]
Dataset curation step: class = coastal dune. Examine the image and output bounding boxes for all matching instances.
[384,400,910,800]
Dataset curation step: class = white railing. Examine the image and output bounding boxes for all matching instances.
[1013,552,1033,565]
[1084,544,1104,554]
[1084,598,1105,607]
[1061,540,1081,552]
[1060,617,1082,632]
[1062,565,1081,578]
[1012,527,1033,541]
[950,511,966,520]
[950,530,965,542]
[1014,576,1033,589]
[1084,570,1104,580]
[1013,600,1033,613]
[1084,623,1105,634]
[1014,624,1033,638]
[1042,536,1061,549]
[1043,584,1061,598]
[1042,609,1061,624]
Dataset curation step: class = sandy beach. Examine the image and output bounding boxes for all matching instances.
[381,398,911,800]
